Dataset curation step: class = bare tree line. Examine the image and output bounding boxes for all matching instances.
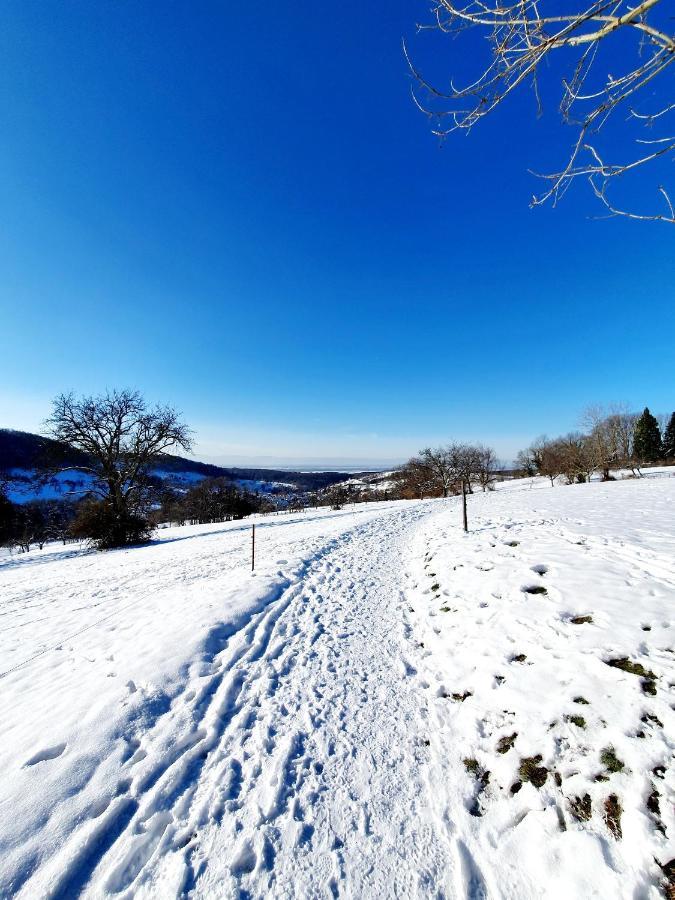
[392,403,674,501]
[0,497,76,553]
[516,404,674,485]
[395,443,499,499]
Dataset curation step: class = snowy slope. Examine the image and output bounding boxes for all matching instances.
[4,468,98,503]
[4,468,206,504]
[406,474,675,898]
[1,476,674,898]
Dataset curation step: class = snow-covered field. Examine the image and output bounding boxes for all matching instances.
[5,468,98,503]
[1,474,673,898]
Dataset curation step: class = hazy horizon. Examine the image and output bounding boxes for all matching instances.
[4,392,673,472]
[0,390,559,470]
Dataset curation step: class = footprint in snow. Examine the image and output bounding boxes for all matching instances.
[401,659,417,677]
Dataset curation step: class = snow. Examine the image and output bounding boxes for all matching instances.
[5,466,303,504]
[1,473,673,897]
[5,468,97,503]
[407,473,675,897]
[7,467,207,504]
[342,470,395,493]
[233,478,296,495]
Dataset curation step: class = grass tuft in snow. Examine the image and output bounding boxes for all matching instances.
[605,657,655,678]
[464,758,491,817]
[605,656,657,695]
[496,733,517,754]
[573,696,589,705]
[570,615,593,625]
[658,860,675,899]
[600,747,625,774]
[603,794,622,839]
[463,758,489,787]
[518,756,548,789]
[641,712,663,728]
[647,789,666,835]
[569,794,592,822]
[565,714,586,728]
[522,584,547,595]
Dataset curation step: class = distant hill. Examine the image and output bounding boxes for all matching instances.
[0,428,89,471]
[0,428,360,500]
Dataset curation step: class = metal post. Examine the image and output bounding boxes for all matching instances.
[251,523,255,571]
[462,481,468,532]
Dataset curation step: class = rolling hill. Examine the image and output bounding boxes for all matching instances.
[0,428,361,502]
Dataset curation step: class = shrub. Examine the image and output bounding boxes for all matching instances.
[70,499,152,549]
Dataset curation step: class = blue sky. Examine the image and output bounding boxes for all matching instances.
[0,1,673,467]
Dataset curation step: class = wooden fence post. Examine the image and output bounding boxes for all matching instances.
[462,481,468,532]
[251,523,256,571]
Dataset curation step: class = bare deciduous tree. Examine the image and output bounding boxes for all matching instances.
[612,410,640,473]
[454,443,480,494]
[515,447,537,477]
[537,438,565,486]
[557,432,596,483]
[582,404,619,480]
[474,444,499,491]
[399,443,499,497]
[407,0,675,222]
[419,446,463,497]
[46,390,192,547]
[395,456,439,499]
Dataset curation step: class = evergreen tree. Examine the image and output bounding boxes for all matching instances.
[663,412,675,460]
[633,407,663,462]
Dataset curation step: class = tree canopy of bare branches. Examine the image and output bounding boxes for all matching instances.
[516,401,674,485]
[46,390,192,547]
[407,0,675,222]
[396,442,500,498]
[395,456,439,499]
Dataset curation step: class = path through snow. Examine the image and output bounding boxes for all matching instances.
[1,502,460,898]
[125,507,456,898]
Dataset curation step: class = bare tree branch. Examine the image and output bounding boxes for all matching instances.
[408,0,675,221]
